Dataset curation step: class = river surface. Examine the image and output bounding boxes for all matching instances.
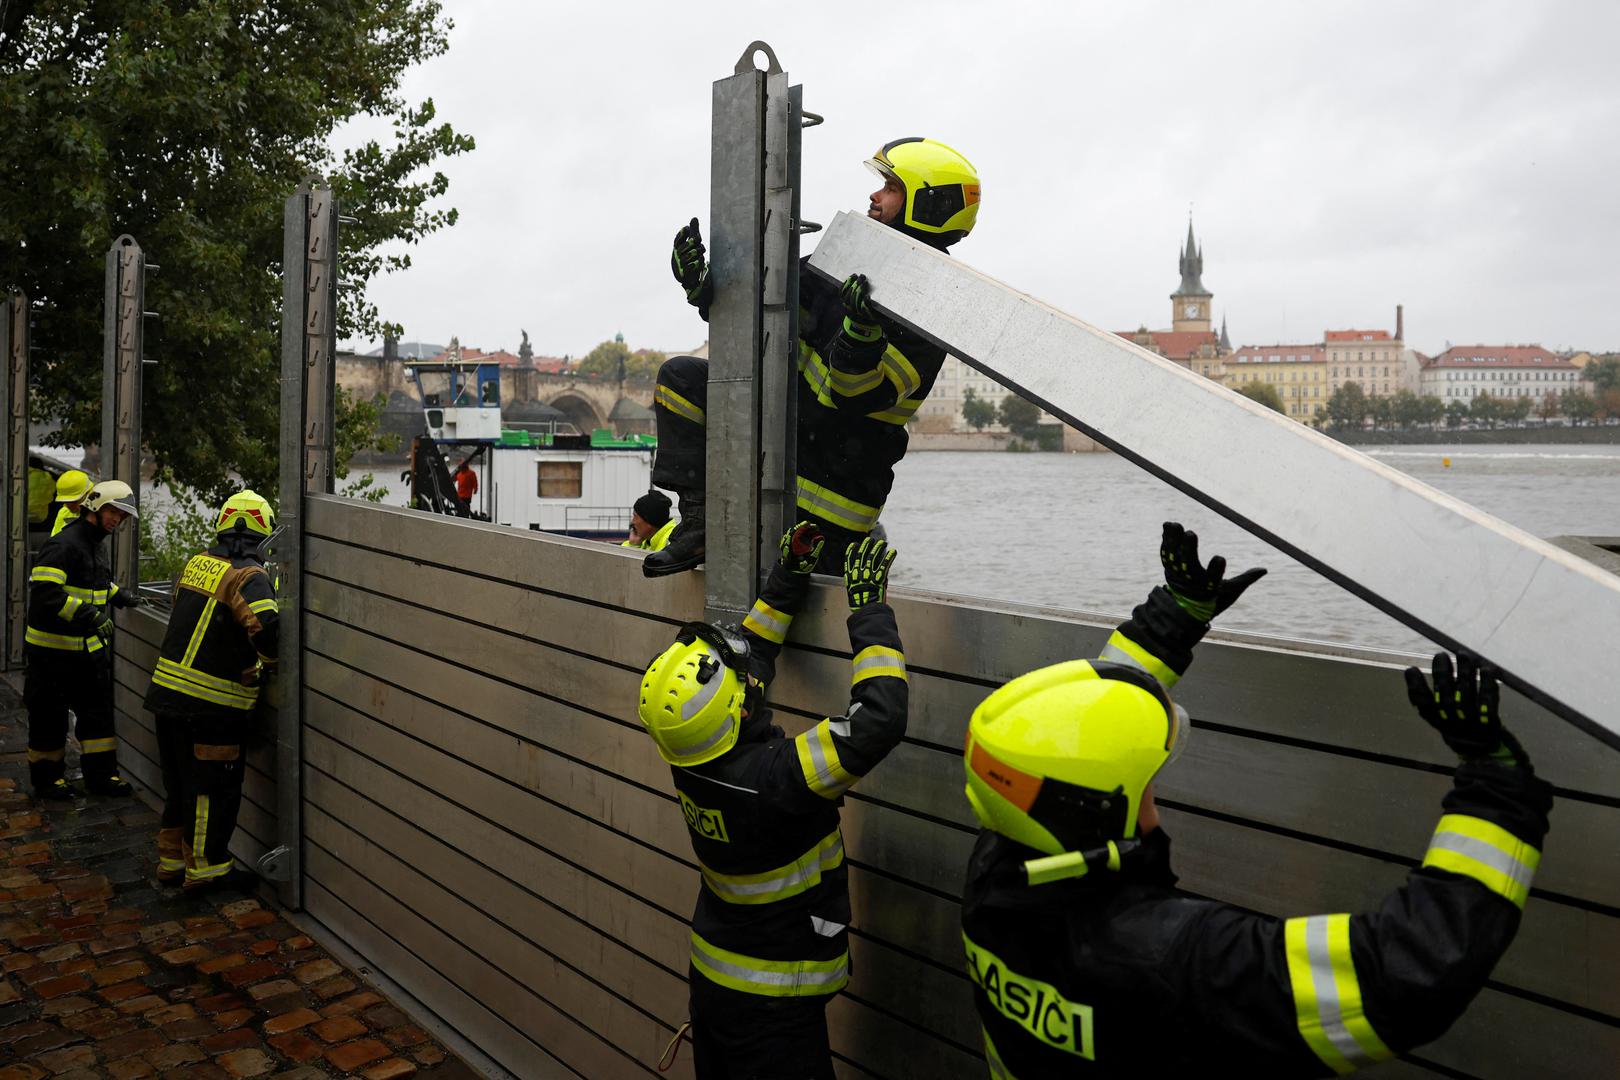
[876,445,1620,655]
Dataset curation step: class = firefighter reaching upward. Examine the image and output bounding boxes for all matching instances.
[144,490,280,893]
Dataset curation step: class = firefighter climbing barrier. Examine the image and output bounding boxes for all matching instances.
[94,40,1618,1080]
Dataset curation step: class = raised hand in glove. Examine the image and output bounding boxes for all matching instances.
[844,536,897,610]
[1159,521,1266,622]
[838,273,879,337]
[670,218,709,298]
[778,520,826,576]
[1404,651,1529,769]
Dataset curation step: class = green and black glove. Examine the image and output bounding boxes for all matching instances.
[671,218,709,301]
[1159,521,1266,622]
[844,536,897,610]
[1404,651,1530,769]
[838,273,881,342]
[87,607,114,646]
[779,520,826,576]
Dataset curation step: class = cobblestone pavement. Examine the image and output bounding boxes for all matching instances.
[0,682,477,1080]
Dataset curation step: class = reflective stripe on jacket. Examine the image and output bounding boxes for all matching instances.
[27,517,115,651]
[144,543,279,715]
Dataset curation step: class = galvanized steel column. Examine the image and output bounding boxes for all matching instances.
[704,41,795,623]
[1,289,25,669]
[101,237,144,594]
[275,177,339,908]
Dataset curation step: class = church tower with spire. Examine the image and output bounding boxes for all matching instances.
[1171,218,1213,333]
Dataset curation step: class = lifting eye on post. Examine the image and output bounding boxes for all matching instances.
[734,39,782,75]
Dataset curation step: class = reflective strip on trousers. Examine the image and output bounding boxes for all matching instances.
[689,931,849,997]
[701,828,844,905]
[80,738,117,754]
[851,644,906,685]
[27,748,65,762]
[795,721,857,799]
[742,599,791,645]
[1099,631,1181,689]
[1422,813,1539,909]
[1284,914,1393,1075]
[795,478,881,534]
[655,384,706,426]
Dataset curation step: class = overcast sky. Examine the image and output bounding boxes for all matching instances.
[335,1,1620,360]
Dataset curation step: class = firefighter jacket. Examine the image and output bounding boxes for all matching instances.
[673,561,908,998]
[688,255,947,534]
[27,516,127,653]
[144,541,279,716]
[960,590,1554,1078]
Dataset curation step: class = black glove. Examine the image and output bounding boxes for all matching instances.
[778,521,826,576]
[1404,652,1530,769]
[838,273,877,330]
[844,536,896,610]
[671,218,709,299]
[88,608,114,646]
[112,591,143,609]
[1159,521,1266,622]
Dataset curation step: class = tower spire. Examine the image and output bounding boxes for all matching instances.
[1173,216,1209,298]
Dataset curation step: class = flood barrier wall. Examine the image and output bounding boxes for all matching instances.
[113,493,1620,1078]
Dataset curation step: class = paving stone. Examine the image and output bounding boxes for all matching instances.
[291,959,339,986]
[162,1017,217,1041]
[92,960,150,987]
[212,1009,255,1032]
[0,1066,47,1080]
[245,979,298,1003]
[59,1007,117,1033]
[158,944,214,966]
[2,953,38,973]
[36,943,82,963]
[309,975,355,1001]
[197,953,247,976]
[250,991,308,1017]
[112,994,168,1015]
[198,1027,258,1055]
[360,1004,408,1031]
[98,981,148,1003]
[266,1069,325,1080]
[325,1038,390,1073]
[167,981,213,1003]
[266,1031,324,1064]
[360,1059,417,1080]
[280,937,314,952]
[144,1002,198,1026]
[95,1026,166,1059]
[383,1025,429,1049]
[144,1041,207,1069]
[222,961,280,988]
[14,1024,76,1056]
[247,940,279,957]
[196,993,247,1015]
[35,1043,98,1072]
[51,1069,100,1080]
[409,1045,444,1067]
[324,991,382,1016]
[56,956,97,975]
[262,1008,321,1037]
[311,1015,367,1043]
[227,910,276,932]
[0,979,18,1005]
[0,1018,54,1043]
[218,1049,275,1078]
[40,995,95,1018]
[138,921,184,945]
[104,1058,155,1080]
[33,973,91,999]
[218,901,262,920]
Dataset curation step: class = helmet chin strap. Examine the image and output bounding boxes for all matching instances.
[1023,837,1144,887]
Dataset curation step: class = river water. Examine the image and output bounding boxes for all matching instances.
[877,445,1620,656]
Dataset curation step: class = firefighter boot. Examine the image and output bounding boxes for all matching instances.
[643,499,705,577]
[156,827,185,885]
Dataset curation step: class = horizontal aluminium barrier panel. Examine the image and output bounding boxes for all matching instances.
[809,211,1620,746]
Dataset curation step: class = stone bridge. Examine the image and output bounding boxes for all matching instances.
[336,354,659,435]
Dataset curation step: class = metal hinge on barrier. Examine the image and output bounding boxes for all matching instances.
[257,845,293,882]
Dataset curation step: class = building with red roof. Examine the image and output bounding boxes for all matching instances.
[1115,218,1231,379]
[1223,344,1328,421]
[1419,345,1579,405]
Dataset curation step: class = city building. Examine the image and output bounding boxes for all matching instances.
[1418,346,1580,404]
[1223,344,1328,421]
[1116,219,1230,378]
[1325,306,1406,396]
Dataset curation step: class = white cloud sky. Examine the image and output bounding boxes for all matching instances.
[336,0,1620,359]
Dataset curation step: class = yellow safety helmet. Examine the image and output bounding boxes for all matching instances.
[639,622,751,767]
[964,660,1188,861]
[216,489,275,538]
[866,137,981,242]
[83,480,139,518]
[55,470,93,504]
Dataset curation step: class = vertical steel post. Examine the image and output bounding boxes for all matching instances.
[274,177,338,909]
[706,41,796,622]
[1,289,26,669]
[101,237,144,593]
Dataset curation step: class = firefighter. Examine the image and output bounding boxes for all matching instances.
[620,489,676,551]
[639,523,908,1078]
[49,469,93,536]
[25,480,142,799]
[959,523,1552,1077]
[645,137,980,577]
[144,490,279,892]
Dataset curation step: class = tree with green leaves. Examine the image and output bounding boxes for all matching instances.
[1506,395,1533,426]
[961,388,997,431]
[997,394,1042,440]
[0,1,474,503]
[1417,395,1445,428]
[573,339,666,380]
[1468,392,1500,429]
[1536,390,1562,423]
[1391,389,1423,429]
[1584,355,1620,395]
[1369,394,1394,430]
[1444,400,1469,429]
[1324,382,1369,430]
[1562,388,1597,425]
[1234,381,1285,414]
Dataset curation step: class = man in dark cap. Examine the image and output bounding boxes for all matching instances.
[622,490,676,551]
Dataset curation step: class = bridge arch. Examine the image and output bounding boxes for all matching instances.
[546,392,606,433]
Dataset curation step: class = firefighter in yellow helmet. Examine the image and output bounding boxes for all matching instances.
[24,480,141,799]
[144,490,279,892]
[960,523,1552,1077]
[49,470,93,536]
[641,523,909,1078]
[646,138,980,577]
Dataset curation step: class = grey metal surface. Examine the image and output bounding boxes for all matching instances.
[2,289,26,668]
[808,211,1620,747]
[274,177,339,910]
[754,71,798,573]
[704,48,769,623]
[101,236,144,593]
